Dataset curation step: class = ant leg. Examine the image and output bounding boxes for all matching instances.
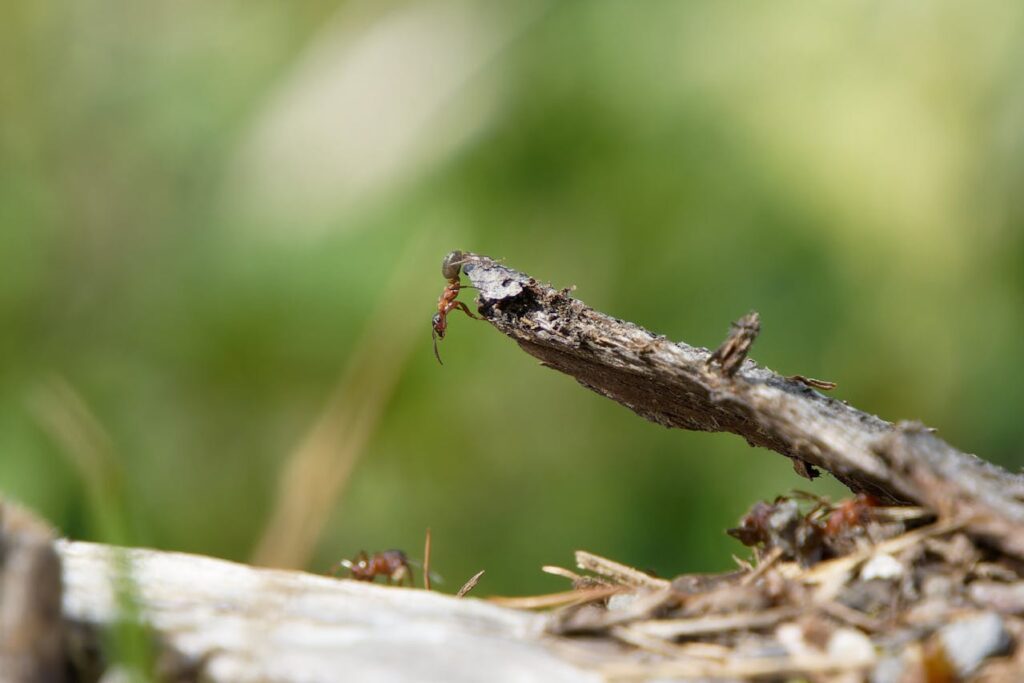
[397,566,413,587]
[452,301,480,320]
[432,327,443,365]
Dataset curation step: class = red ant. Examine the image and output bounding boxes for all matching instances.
[726,500,776,547]
[432,250,480,364]
[333,549,414,586]
[824,493,880,537]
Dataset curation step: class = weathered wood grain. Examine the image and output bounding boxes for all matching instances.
[58,541,601,683]
[461,254,1024,558]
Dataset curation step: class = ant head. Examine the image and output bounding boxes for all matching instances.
[431,312,445,337]
[441,250,466,280]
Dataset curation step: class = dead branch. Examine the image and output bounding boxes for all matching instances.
[460,254,1024,559]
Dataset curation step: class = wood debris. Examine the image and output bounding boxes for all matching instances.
[787,374,838,391]
[510,493,1022,682]
[575,550,670,590]
[456,570,485,598]
[707,310,760,377]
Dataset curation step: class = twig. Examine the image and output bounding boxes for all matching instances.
[575,551,670,590]
[602,649,874,680]
[787,375,838,391]
[461,254,1024,560]
[623,607,800,640]
[542,565,584,582]
[608,626,727,659]
[818,600,885,632]
[423,528,432,592]
[549,587,679,635]
[739,546,783,587]
[874,425,1024,559]
[488,586,622,610]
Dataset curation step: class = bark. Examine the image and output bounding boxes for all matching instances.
[460,255,1024,559]
[0,500,65,683]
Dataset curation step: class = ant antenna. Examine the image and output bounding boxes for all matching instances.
[329,558,354,576]
[432,329,443,365]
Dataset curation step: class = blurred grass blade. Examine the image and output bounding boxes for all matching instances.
[251,232,434,569]
[28,376,130,545]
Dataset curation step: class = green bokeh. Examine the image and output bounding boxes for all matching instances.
[2,1,1023,596]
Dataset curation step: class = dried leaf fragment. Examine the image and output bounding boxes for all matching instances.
[456,570,485,598]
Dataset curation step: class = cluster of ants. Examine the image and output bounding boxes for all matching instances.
[727,492,917,566]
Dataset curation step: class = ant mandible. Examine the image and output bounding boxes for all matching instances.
[333,549,414,586]
[432,250,480,364]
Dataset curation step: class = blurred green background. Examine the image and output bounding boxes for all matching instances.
[2,1,1023,595]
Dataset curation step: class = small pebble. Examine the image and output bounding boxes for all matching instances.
[827,628,875,664]
[969,581,1024,614]
[860,554,903,581]
[937,612,1011,677]
[776,622,815,657]
[870,655,906,683]
[607,593,637,612]
[920,574,954,600]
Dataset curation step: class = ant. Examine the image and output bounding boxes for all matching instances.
[333,549,414,586]
[824,493,880,537]
[726,500,776,548]
[432,250,480,364]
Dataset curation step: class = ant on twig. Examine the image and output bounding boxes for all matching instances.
[333,549,414,586]
[432,250,480,364]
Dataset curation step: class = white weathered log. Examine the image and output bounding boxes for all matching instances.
[58,541,601,682]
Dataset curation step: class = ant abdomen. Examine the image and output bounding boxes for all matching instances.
[441,250,467,280]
